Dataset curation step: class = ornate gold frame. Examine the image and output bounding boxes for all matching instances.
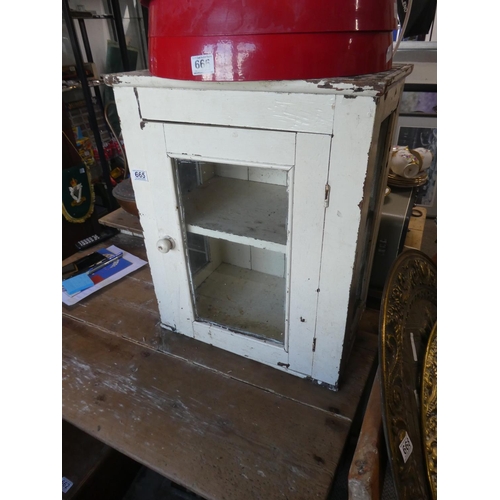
[421,322,437,499]
[380,250,437,500]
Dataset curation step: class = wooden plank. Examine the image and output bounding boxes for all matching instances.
[137,87,336,135]
[63,233,378,420]
[312,95,378,387]
[99,208,143,237]
[192,321,289,369]
[163,123,296,168]
[105,64,413,98]
[113,88,196,337]
[287,133,331,375]
[183,176,288,251]
[62,316,352,500]
[137,121,197,336]
[348,368,384,500]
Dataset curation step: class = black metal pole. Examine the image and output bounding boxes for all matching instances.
[106,0,118,42]
[76,17,114,138]
[62,0,117,211]
[141,4,149,49]
[77,18,93,62]
[110,0,131,71]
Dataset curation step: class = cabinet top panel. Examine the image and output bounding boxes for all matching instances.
[104,64,413,97]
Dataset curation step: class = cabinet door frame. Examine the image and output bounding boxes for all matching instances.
[134,120,330,377]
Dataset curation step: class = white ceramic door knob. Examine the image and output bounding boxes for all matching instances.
[157,238,174,253]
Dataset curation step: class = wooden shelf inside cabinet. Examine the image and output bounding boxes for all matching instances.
[196,262,286,343]
[183,176,288,253]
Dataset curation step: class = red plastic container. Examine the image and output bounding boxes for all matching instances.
[141,0,397,81]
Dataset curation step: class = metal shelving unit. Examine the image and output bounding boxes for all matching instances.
[62,0,135,211]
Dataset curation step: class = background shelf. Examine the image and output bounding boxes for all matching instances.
[99,208,143,237]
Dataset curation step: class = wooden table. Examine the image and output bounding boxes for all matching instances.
[62,232,379,500]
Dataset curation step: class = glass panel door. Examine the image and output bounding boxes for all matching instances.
[174,159,290,345]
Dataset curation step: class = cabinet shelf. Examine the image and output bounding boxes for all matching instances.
[183,176,288,253]
[195,262,285,343]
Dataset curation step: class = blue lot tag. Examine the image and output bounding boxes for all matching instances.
[62,476,73,493]
[62,273,94,296]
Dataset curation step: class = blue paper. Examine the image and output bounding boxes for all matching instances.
[63,273,94,295]
[89,248,131,283]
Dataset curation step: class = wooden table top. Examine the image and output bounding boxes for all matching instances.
[62,233,378,500]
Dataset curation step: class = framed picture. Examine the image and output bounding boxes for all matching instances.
[393,114,437,216]
[399,90,437,115]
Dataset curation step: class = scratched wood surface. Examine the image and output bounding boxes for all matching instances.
[348,368,384,500]
[62,233,378,500]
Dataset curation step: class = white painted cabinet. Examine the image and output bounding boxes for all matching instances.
[107,64,412,389]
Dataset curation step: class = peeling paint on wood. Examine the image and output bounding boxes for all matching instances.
[103,74,122,86]
[102,65,413,98]
[133,87,143,119]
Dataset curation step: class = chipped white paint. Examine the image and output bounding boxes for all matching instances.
[109,66,411,388]
[104,66,411,97]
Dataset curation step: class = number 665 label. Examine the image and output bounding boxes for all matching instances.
[191,54,214,76]
[132,170,148,182]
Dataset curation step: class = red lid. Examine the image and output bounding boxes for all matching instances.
[145,0,397,37]
[143,1,397,81]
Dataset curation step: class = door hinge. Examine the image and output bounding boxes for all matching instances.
[324,183,330,207]
[312,338,317,352]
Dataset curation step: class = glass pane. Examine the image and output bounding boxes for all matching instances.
[174,160,289,344]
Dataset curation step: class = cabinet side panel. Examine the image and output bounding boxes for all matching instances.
[312,95,378,387]
[337,85,405,379]
[287,133,331,376]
